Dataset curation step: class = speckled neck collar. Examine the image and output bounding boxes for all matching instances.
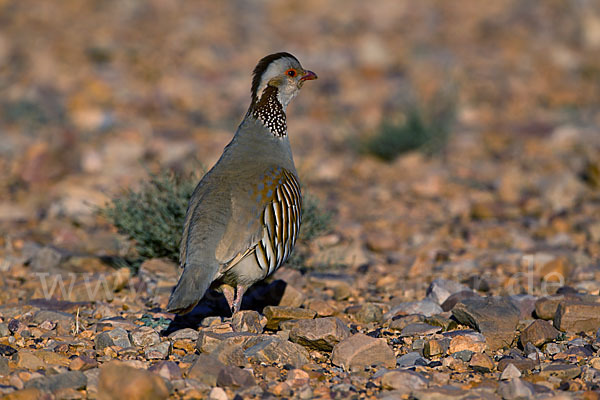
[250,86,287,137]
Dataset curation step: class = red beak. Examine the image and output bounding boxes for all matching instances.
[300,70,318,82]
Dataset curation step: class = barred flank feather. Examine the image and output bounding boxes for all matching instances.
[255,170,301,276]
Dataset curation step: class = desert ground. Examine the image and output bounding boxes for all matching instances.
[1,1,600,399]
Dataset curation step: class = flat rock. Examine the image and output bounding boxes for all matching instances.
[447,332,487,354]
[277,283,305,308]
[538,363,581,380]
[385,299,443,319]
[96,316,137,331]
[171,336,195,354]
[16,350,46,370]
[554,301,600,333]
[35,350,70,367]
[544,342,562,355]
[509,294,538,319]
[244,335,309,367]
[216,365,256,389]
[98,361,169,400]
[331,333,395,371]
[397,351,427,368]
[131,326,160,347]
[280,317,350,351]
[441,290,479,312]
[307,299,337,317]
[452,296,520,350]
[426,278,471,305]
[197,331,257,366]
[187,353,226,386]
[400,323,442,337]
[69,355,98,371]
[381,369,428,394]
[389,315,425,331]
[345,303,384,324]
[196,331,257,354]
[452,349,473,362]
[424,338,450,357]
[24,371,87,393]
[285,368,310,386]
[535,295,567,320]
[31,309,74,324]
[469,352,494,372]
[148,361,181,381]
[534,293,600,320]
[519,319,560,347]
[167,328,199,341]
[497,357,536,372]
[232,310,266,333]
[95,327,131,350]
[25,298,86,313]
[424,315,457,331]
[144,341,170,359]
[262,306,316,330]
[563,344,594,358]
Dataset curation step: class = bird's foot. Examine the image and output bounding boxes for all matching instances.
[222,285,236,314]
[231,285,246,314]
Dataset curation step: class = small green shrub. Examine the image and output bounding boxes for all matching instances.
[100,171,197,263]
[100,170,332,270]
[363,94,456,161]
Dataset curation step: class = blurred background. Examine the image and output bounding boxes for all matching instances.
[1,0,600,302]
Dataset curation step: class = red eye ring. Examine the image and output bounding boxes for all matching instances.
[286,69,297,77]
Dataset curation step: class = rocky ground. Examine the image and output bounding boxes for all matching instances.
[1,1,600,399]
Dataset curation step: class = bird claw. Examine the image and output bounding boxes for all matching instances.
[232,300,241,315]
[232,285,246,315]
[222,285,235,314]
[221,284,246,315]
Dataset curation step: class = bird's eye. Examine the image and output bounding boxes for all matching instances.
[286,69,297,77]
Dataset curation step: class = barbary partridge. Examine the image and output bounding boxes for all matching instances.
[167,52,317,315]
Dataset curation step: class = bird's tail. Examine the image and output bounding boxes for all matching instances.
[166,262,217,315]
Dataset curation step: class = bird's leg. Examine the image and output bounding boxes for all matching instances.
[222,285,235,314]
[232,285,246,314]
